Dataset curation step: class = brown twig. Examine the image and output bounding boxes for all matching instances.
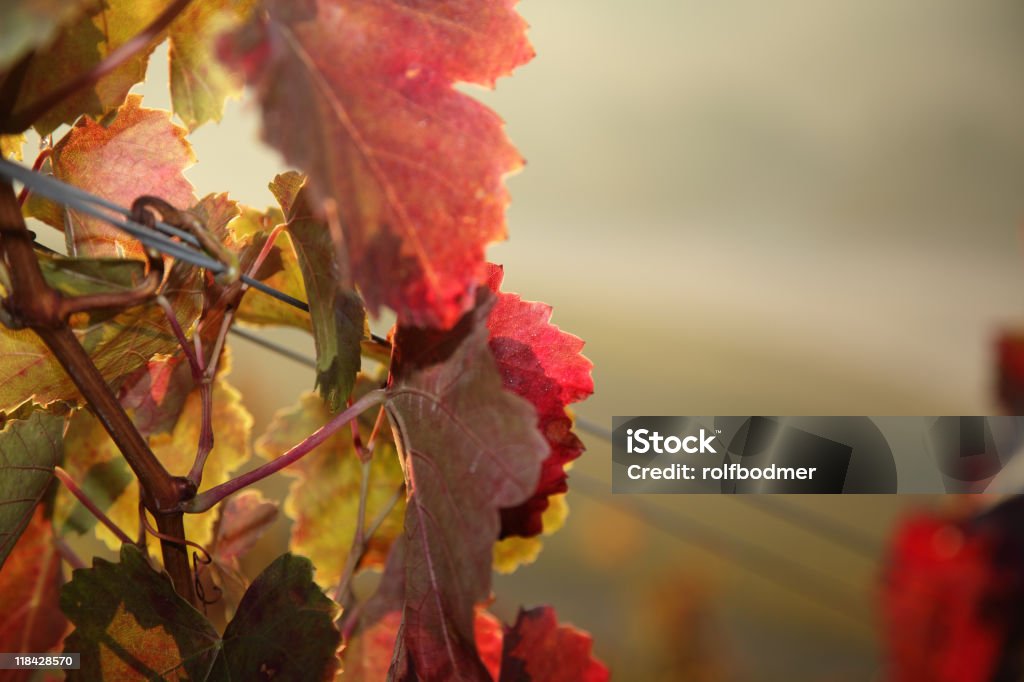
[0,180,196,603]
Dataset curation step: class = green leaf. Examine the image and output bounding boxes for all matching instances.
[0,405,65,570]
[210,553,342,680]
[0,0,92,70]
[168,0,258,130]
[10,0,168,135]
[270,171,365,411]
[61,544,220,681]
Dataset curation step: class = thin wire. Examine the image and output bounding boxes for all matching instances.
[5,158,310,311]
[0,157,201,246]
[568,470,869,624]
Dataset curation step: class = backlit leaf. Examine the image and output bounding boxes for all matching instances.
[0,405,65,569]
[10,0,166,135]
[61,544,220,681]
[0,507,67,663]
[383,290,547,680]
[209,553,341,680]
[256,388,404,590]
[0,0,92,70]
[493,493,568,575]
[0,257,201,414]
[499,607,609,682]
[198,489,278,613]
[220,0,533,328]
[98,373,253,551]
[484,264,594,538]
[45,95,196,257]
[0,134,25,161]
[270,171,365,410]
[168,0,258,130]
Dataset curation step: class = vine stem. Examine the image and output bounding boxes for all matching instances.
[0,0,194,134]
[333,480,405,606]
[0,180,196,604]
[54,466,132,545]
[183,388,388,513]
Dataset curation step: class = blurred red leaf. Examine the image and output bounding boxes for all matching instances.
[383,290,547,679]
[219,0,533,328]
[500,607,608,682]
[883,512,1024,682]
[484,264,594,538]
[0,507,66,682]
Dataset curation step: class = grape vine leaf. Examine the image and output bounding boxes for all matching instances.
[167,0,258,131]
[61,544,221,681]
[0,507,67,661]
[1,133,25,160]
[10,0,166,135]
[38,95,196,257]
[256,388,404,589]
[99,373,253,551]
[345,609,504,682]
[199,489,278,610]
[0,255,201,414]
[220,0,533,328]
[0,0,92,70]
[499,607,609,682]
[269,171,365,410]
[484,264,594,538]
[0,405,65,569]
[493,493,568,574]
[209,553,342,680]
[382,289,548,680]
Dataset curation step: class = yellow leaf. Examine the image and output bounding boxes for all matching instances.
[493,494,569,574]
[256,389,404,589]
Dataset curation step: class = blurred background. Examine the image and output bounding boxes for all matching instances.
[39,0,1024,679]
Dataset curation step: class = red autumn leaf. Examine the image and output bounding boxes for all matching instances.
[383,290,548,680]
[0,507,67,680]
[484,264,594,538]
[345,608,503,681]
[882,511,1024,682]
[219,0,533,328]
[500,607,609,682]
[42,94,196,257]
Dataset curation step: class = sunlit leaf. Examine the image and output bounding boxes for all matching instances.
[0,405,65,569]
[0,257,201,414]
[0,507,67,661]
[11,0,167,135]
[0,0,92,70]
[168,0,258,130]
[256,387,404,590]
[382,290,547,679]
[220,0,533,328]
[61,544,220,681]
[493,493,568,575]
[209,553,341,680]
[56,372,252,552]
[198,489,278,613]
[499,607,608,682]
[485,264,594,538]
[269,171,365,410]
[0,133,25,161]
[43,95,196,257]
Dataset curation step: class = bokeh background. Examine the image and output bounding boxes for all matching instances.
[33,0,1024,679]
